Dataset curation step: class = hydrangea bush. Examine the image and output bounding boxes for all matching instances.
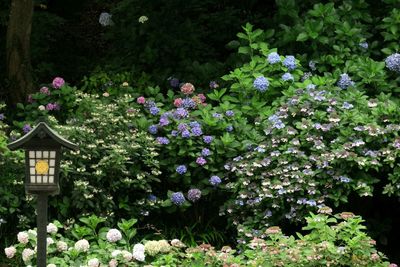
[3,212,394,266]
[50,93,161,221]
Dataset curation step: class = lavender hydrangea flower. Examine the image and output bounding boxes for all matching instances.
[191,127,203,136]
[226,125,233,132]
[201,148,211,157]
[187,189,202,202]
[203,135,213,144]
[267,52,280,64]
[196,157,207,165]
[148,125,158,134]
[168,77,180,88]
[283,55,296,71]
[177,123,188,132]
[209,81,219,89]
[22,124,31,133]
[189,121,201,128]
[337,73,355,89]
[212,113,222,119]
[282,73,294,81]
[176,165,187,174]
[149,106,160,115]
[342,102,354,109]
[359,42,368,49]
[0,114,4,120]
[209,175,221,186]
[148,194,157,201]
[156,137,170,144]
[171,130,178,136]
[385,53,400,72]
[253,76,269,92]
[159,117,170,126]
[225,110,234,117]
[171,192,186,206]
[173,108,189,119]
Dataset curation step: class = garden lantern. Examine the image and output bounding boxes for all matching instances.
[8,121,77,267]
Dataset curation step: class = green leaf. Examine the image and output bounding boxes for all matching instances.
[296,32,309,42]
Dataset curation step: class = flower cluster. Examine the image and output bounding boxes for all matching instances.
[253,76,269,92]
[171,192,186,205]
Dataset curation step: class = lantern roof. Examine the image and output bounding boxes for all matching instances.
[7,122,78,151]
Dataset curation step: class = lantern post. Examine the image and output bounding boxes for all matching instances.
[8,121,77,267]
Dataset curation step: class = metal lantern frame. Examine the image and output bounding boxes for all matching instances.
[7,122,77,195]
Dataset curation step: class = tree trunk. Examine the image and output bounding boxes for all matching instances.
[6,0,34,105]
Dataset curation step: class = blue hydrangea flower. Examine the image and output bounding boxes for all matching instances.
[359,42,368,49]
[144,100,156,109]
[225,110,234,117]
[159,117,170,126]
[187,189,202,202]
[267,52,280,64]
[337,73,355,89]
[189,121,201,128]
[201,148,211,157]
[203,135,213,144]
[283,55,296,71]
[171,130,178,137]
[0,113,4,120]
[148,125,158,134]
[209,175,221,186]
[339,176,351,183]
[306,199,317,206]
[191,127,203,136]
[176,165,187,174]
[282,73,294,81]
[306,84,316,90]
[309,61,316,71]
[149,106,160,115]
[342,102,354,109]
[171,192,186,205]
[22,124,31,134]
[253,76,269,92]
[182,130,191,138]
[156,137,170,144]
[148,194,157,201]
[226,125,234,132]
[212,113,222,119]
[181,98,196,109]
[177,123,188,132]
[385,53,400,72]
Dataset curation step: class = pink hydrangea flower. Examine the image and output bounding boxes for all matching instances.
[27,94,34,103]
[17,231,29,244]
[174,98,183,107]
[40,86,50,95]
[180,83,195,95]
[137,96,146,104]
[4,246,16,258]
[52,77,65,89]
[197,93,206,102]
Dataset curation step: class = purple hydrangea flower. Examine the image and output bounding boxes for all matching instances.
[169,77,180,88]
[171,192,186,206]
[156,137,170,144]
[201,148,211,157]
[174,108,189,119]
[283,55,296,71]
[159,117,170,126]
[212,113,222,119]
[181,130,191,138]
[148,125,158,134]
[176,165,187,174]
[253,76,269,92]
[52,77,65,89]
[209,81,219,89]
[359,42,368,49]
[0,114,4,120]
[267,52,280,64]
[225,110,234,117]
[187,189,202,202]
[22,124,31,133]
[342,102,354,109]
[177,123,188,132]
[282,73,294,81]
[149,106,160,115]
[209,175,221,186]
[171,130,178,137]
[226,125,234,132]
[191,127,203,136]
[46,103,54,111]
[385,53,400,72]
[203,135,213,144]
[40,86,50,95]
[189,121,201,128]
[181,98,196,109]
[196,157,207,165]
[337,73,355,89]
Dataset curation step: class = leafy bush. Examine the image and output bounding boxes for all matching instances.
[49,93,161,222]
[3,212,394,266]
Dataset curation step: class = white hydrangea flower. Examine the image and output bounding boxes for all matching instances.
[138,15,148,23]
[108,259,118,267]
[22,248,35,262]
[144,240,161,256]
[47,264,56,267]
[88,258,100,267]
[132,243,145,262]
[38,105,45,111]
[74,239,90,252]
[111,249,122,257]
[28,229,37,236]
[17,232,29,244]
[56,241,68,252]
[106,229,122,243]
[99,12,113,26]
[46,237,54,246]
[4,246,16,258]
[47,223,58,234]
[122,250,133,261]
